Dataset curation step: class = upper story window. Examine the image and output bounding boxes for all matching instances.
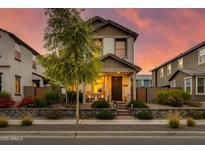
[184,77,192,94]
[32,55,37,69]
[160,68,164,78]
[178,58,183,69]
[94,39,103,55]
[115,39,127,58]
[14,42,21,61]
[198,48,205,64]
[170,80,176,87]
[167,64,172,75]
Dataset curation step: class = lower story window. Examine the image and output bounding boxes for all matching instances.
[93,76,104,94]
[15,75,21,95]
[0,73,2,92]
[184,77,192,94]
[196,77,205,95]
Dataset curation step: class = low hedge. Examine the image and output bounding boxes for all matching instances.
[91,100,110,108]
[96,110,114,120]
[127,100,148,108]
[136,109,153,119]
[157,89,191,107]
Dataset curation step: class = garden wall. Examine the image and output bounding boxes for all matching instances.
[130,108,205,118]
[0,108,117,119]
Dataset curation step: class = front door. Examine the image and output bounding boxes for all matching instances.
[111,76,122,101]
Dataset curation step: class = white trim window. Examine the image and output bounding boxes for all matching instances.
[32,55,37,69]
[196,77,205,95]
[178,58,183,69]
[198,48,205,64]
[167,64,171,75]
[14,42,21,61]
[170,80,176,87]
[184,77,192,94]
[160,67,164,78]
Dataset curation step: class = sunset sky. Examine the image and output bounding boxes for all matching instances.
[0,8,205,74]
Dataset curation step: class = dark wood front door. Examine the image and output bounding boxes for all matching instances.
[111,76,122,101]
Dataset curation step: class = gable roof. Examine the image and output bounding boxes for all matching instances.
[0,28,40,56]
[90,16,139,41]
[168,68,205,81]
[101,53,141,71]
[151,41,205,72]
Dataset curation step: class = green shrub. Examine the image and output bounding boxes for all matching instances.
[127,100,148,108]
[169,113,180,128]
[32,97,47,108]
[190,110,204,119]
[91,100,110,108]
[43,90,62,105]
[21,115,33,126]
[0,91,11,100]
[96,110,114,120]
[137,109,153,119]
[157,89,191,107]
[187,117,196,127]
[0,116,8,128]
[67,90,83,103]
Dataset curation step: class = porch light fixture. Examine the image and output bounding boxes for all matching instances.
[117,72,120,74]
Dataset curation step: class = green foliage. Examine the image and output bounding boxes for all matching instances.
[169,113,180,128]
[0,116,8,128]
[0,91,11,100]
[190,110,204,119]
[67,90,83,103]
[43,90,62,105]
[91,100,110,108]
[157,89,191,107]
[187,117,196,127]
[137,109,153,119]
[32,97,47,108]
[127,100,148,108]
[96,110,114,120]
[21,115,33,126]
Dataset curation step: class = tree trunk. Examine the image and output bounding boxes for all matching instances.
[76,82,80,125]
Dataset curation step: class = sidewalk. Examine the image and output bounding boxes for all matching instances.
[8,119,205,125]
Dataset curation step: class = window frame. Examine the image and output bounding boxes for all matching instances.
[178,58,183,69]
[198,48,205,65]
[167,64,172,75]
[115,38,127,58]
[32,55,37,69]
[170,80,176,88]
[14,42,21,62]
[196,76,205,95]
[15,75,21,96]
[184,77,192,95]
[160,67,164,78]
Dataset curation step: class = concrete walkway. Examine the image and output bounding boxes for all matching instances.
[8,119,205,125]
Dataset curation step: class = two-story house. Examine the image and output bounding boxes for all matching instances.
[79,16,141,103]
[0,28,45,101]
[151,41,205,101]
[136,74,152,88]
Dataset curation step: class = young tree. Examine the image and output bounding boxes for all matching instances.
[38,9,102,125]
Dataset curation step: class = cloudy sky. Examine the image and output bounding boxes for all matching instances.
[0,8,205,73]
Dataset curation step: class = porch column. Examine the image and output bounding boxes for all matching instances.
[132,72,137,100]
[104,75,108,101]
[83,82,86,103]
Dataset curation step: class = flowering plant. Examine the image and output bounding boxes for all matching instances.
[0,98,16,108]
[16,96,33,108]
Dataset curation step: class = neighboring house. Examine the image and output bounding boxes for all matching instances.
[79,16,141,103]
[0,28,45,101]
[136,74,152,88]
[151,41,205,101]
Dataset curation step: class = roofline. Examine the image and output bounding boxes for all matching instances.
[151,41,205,72]
[91,16,139,41]
[101,53,141,71]
[0,28,41,56]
